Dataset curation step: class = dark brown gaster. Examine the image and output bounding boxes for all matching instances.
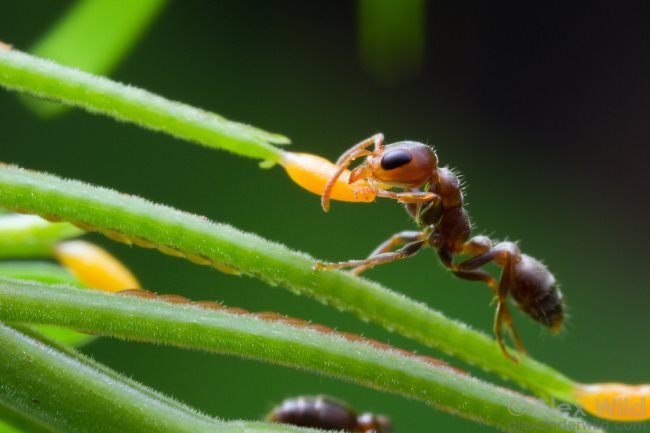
[267,396,393,433]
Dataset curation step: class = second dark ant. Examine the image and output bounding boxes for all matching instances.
[314,133,565,361]
[267,395,393,433]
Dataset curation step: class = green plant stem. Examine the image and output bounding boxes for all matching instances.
[0,278,601,433]
[0,165,579,403]
[0,399,56,433]
[0,50,288,161]
[0,262,93,347]
[0,216,89,347]
[0,321,316,433]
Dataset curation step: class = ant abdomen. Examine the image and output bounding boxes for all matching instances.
[267,396,358,431]
[267,396,393,433]
[512,254,565,332]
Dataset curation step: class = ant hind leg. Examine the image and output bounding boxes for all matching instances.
[500,304,527,354]
[493,250,520,362]
[455,241,525,362]
[437,241,498,288]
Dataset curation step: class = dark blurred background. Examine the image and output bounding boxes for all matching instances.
[1,2,649,432]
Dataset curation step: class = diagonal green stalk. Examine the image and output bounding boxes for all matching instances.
[0,164,579,403]
[0,215,90,348]
[0,214,92,348]
[0,321,316,433]
[0,261,93,347]
[0,50,289,161]
[0,278,601,433]
[0,398,58,433]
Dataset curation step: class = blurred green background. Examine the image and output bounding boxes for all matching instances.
[1,2,649,432]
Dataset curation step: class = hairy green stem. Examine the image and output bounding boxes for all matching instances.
[0,278,600,433]
[0,399,58,433]
[0,321,317,433]
[0,262,93,347]
[0,165,578,403]
[0,50,288,160]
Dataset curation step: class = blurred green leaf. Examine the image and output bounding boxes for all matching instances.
[22,0,168,116]
[358,0,426,83]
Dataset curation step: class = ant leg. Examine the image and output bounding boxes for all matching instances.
[456,242,520,270]
[490,247,519,362]
[375,189,440,204]
[493,299,512,361]
[436,237,498,288]
[314,240,425,272]
[455,242,525,361]
[335,133,384,165]
[453,268,497,287]
[348,230,424,275]
[456,236,498,288]
[500,304,527,353]
[437,248,497,287]
[322,134,384,211]
[461,235,493,256]
[321,148,372,211]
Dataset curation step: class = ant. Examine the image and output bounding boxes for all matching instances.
[314,133,565,361]
[267,395,393,433]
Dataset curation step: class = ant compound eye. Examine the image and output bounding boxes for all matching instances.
[380,149,412,170]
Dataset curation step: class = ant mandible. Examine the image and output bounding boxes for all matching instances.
[314,133,565,361]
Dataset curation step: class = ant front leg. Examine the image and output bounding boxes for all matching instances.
[335,133,384,165]
[348,230,425,275]
[456,241,526,362]
[321,134,384,211]
[314,237,426,273]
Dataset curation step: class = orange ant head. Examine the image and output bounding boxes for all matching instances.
[349,141,438,189]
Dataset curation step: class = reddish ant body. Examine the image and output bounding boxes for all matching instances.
[267,396,392,433]
[315,134,565,361]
